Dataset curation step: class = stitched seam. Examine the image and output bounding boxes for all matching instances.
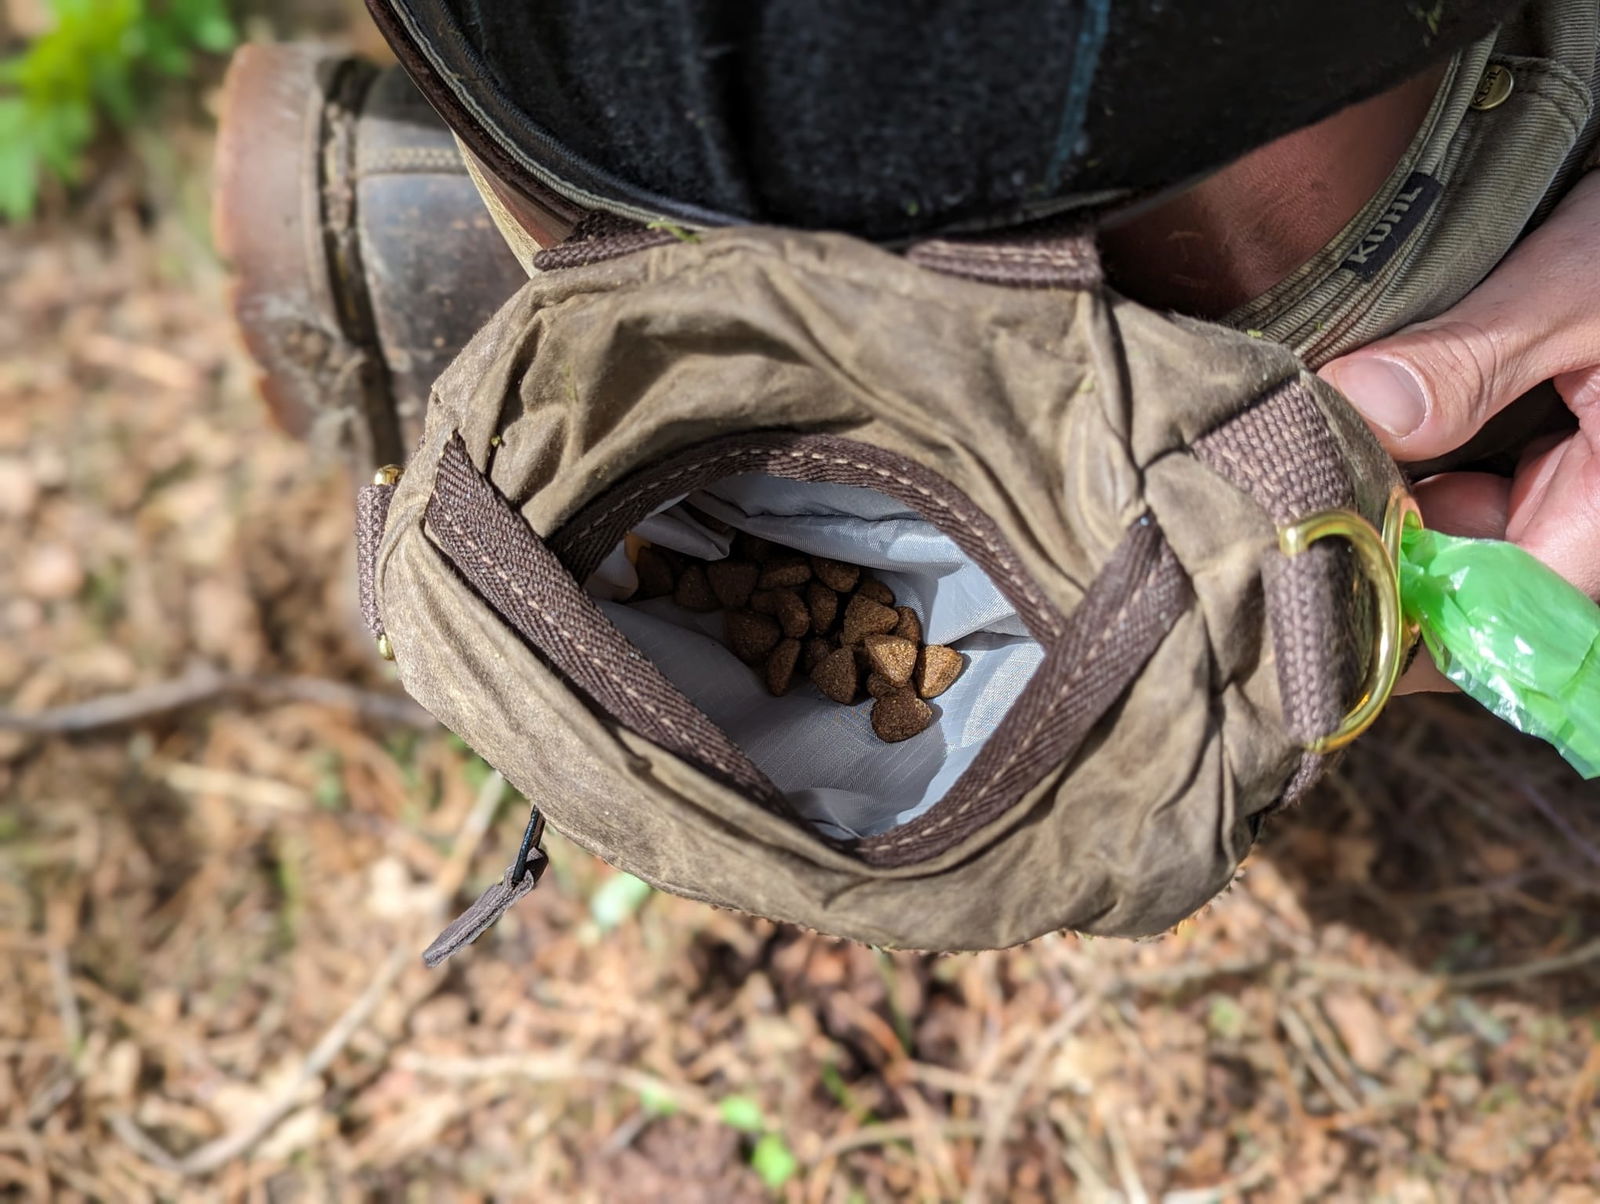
[867,546,1154,850]
[570,446,1051,624]
[433,497,726,753]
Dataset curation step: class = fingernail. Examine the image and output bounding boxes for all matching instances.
[1328,357,1428,439]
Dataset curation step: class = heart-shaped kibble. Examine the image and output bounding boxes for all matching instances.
[802,636,835,673]
[810,646,859,705]
[806,582,839,634]
[726,609,782,662]
[773,589,812,639]
[872,689,934,742]
[758,555,812,589]
[862,634,917,686]
[856,578,895,607]
[916,645,964,699]
[841,595,899,647]
[766,637,801,696]
[634,545,676,599]
[735,531,777,563]
[810,556,860,593]
[674,563,718,612]
[892,606,922,644]
[866,672,898,699]
[707,559,759,610]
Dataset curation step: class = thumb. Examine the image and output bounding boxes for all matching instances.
[1321,171,1600,461]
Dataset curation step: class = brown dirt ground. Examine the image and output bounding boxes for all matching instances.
[2,65,1599,1204]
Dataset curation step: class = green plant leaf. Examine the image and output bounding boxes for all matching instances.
[589,872,653,932]
[717,1094,765,1134]
[751,1133,798,1190]
[636,1082,679,1117]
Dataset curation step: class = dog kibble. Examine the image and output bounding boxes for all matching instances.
[857,578,895,607]
[862,634,917,687]
[649,534,965,742]
[811,556,860,593]
[811,646,859,705]
[773,589,812,639]
[674,563,718,612]
[841,595,899,647]
[916,645,963,699]
[872,689,934,742]
[758,555,812,589]
[766,638,801,696]
[803,637,835,673]
[736,532,777,563]
[806,581,839,634]
[707,559,759,610]
[727,609,782,662]
[892,606,921,644]
[866,672,898,699]
[635,545,676,599]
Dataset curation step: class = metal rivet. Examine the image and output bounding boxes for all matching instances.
[376,633,395,661]
[374,464,403,486]
[1470,64,1514,111]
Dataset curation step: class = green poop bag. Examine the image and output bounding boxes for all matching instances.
[1399,526,1600,779]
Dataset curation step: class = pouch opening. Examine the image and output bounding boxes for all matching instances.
[584,474,1045,840]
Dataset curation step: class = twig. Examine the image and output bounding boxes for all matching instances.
[174,943,412,1175]
[1279,1001,1362,1115]
[108,774,508,1176]
[149,761,310,812]
[812,1118,987,1163]
[1047,1101,1116,1200]
[0,666,436,734]
[964,994,1098,1204]
[1102,1107,1150,1204]
[1300,936,1600,991]
[1443,936,1600,989]
[395,1052,720,1123]
[1517,782,1600,872]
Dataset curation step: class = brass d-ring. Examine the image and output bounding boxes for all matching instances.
[1278,490,1416,753]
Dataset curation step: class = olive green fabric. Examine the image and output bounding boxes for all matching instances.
[370,227,1401,949]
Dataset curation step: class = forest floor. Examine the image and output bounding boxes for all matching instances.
[1,29,1598,1204]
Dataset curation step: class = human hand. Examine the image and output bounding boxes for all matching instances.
[1321,170,1600,692]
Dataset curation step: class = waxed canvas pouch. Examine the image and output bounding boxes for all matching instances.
[357,223,1404,959]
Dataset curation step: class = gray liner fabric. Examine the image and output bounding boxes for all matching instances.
[589,475,1042,838]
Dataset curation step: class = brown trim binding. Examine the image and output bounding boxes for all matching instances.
[859,516,1189,867]
[357,481,394,640]
[428,435,792,813]
[906,234,1102,290]
[553,433,1065,644]
[531,211,678,272]
[1194,375,1365,796]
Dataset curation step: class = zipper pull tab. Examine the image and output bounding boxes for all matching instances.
[422,805,547,967]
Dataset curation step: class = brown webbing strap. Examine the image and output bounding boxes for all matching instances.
[530,211,677,272]
[857,515,1191,867]
[356,481,394,640]
[1194,376,1364,795]
[427,434,791,813]
[423,806,547,967]
[906,233,1102,290]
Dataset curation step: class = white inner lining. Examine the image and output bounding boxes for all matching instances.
[586,474,1043,839]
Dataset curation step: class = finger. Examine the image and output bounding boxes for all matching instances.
[1396,655,1454,695]
[1507,435,1600,598]
[1390,472,1511,700]
[1320,171,1600,461]
[1411,471,1511,539]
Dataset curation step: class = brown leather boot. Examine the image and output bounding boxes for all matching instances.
[214,44,528,468]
